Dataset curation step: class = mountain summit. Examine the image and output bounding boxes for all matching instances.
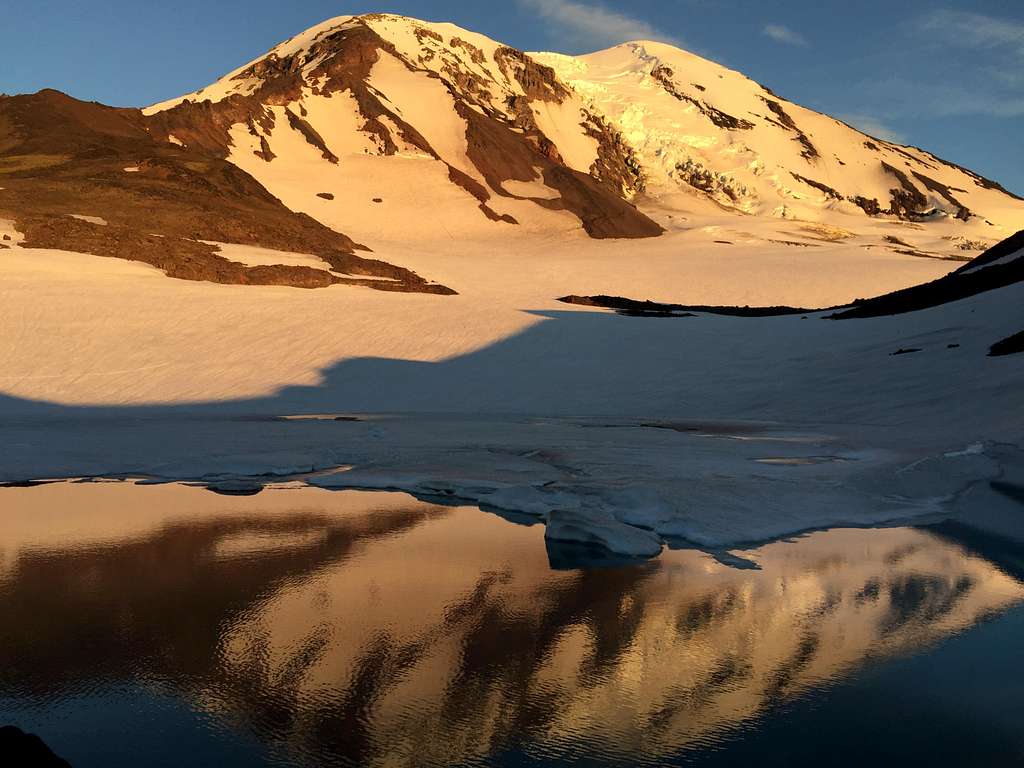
[143,13,1023,247]
[143,13,662,241]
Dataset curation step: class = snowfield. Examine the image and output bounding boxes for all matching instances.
[2,230,1022,557]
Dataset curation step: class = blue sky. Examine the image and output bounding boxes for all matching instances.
[4,0,1022,193]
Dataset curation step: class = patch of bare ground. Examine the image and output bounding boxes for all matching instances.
[559,295,813,317]
[942,235,991,252]
[768,239,820,248]
[795,223,853,242]
[882,236,971,263]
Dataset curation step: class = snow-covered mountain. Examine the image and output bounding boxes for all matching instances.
[4,12,1023,288]
[143,13,661,242]
[534,43,1023,228]
[141,13,1023,254]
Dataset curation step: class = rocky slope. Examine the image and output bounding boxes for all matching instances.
[0,89,452,291]
[558,228,1024,320]
[143,13,662,241]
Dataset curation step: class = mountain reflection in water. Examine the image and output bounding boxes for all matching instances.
[0,482,1021,767]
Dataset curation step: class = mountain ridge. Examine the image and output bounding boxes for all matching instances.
[3,12,1023,289]
[142,13,1022,247]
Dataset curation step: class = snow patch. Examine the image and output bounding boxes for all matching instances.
[0,218,24,246]
[67,214,108,226]
[530,99,600,174]
[546,508,663,557]
[210,242,331,270]
[501,177,562,200]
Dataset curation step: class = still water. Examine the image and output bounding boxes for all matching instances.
[1,481,1022,767]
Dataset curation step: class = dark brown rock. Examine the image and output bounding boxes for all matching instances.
[583,113,647,198]
[450,37,486,64]
[911,170,972,220]
[653,66,754,130]
[849,195,882,216]
[560,230,1024,322]
[791,172,842,200]
[286,108,338,163]
[989,330,1024,357]
[0,726,70,767]
[882,161,930,219]
[559,295,812,317]
[760,97,818,160]
[493,47,569,103]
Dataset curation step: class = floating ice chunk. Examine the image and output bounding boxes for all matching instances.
[546,508,663,558]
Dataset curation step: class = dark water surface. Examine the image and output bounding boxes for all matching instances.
[1,482,1022,767]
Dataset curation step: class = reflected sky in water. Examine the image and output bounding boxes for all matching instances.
[1,482,1022,767]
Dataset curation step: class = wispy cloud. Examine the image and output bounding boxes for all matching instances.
[519,0,679,51]
[837,113,904,143]
[918,9,1024,57]
[762,24,808,48]
[868,77,1024,119]
[847,10,1024,122]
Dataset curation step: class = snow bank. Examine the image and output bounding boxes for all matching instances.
[1,234,1021,557]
